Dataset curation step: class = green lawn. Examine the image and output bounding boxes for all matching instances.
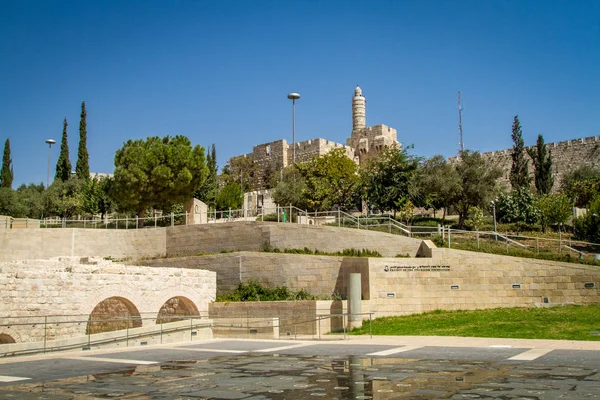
[351,305,600,341]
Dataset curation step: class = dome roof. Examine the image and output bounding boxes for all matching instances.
[354,86,363,96]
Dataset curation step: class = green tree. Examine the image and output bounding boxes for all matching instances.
[223,155,257,192]
[271,167,308,210]
[1,139,13,188]
[96,177,115,219]
[55,118,72,182]
[509,115,531,190]
[527,134,553,195]
[535,193,572,233]
[561,165,600,208]
[75,101,90,180]
[43,178,84,218]
[0,188,19,216]
[216,181,243,210]
[195,144,218,208]
[297,148,359,212]
[453,150,502,228]
[15,183,45,218]
[112,135,207,222]
[412,155,460,221]
[359,146,419,216]
[574,194,600,243]
[495,187,539,224]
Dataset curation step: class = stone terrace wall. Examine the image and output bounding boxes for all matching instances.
[134,251,367,297]
[366,248,600,317]
[0,228,166,262]
[471,136,600,191]
[0,257,215,343]
[166,222,423,258]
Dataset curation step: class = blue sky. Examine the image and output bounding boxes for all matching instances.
[1,0,599,187]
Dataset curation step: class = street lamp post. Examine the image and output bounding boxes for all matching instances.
[287,92,300,164]
[45,139,56,188]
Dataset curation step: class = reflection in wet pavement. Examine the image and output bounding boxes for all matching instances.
[1,354,600,399]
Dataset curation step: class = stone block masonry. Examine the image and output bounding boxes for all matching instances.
[134,251,357,297]
[366,248,600,317]
[165,222,423,258]
[459,136,600,191]
[0,228,166,262]
[0,257,216,344]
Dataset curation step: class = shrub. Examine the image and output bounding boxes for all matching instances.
[216,280,316,302]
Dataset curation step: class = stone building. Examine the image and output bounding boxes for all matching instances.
[230,86,400,212]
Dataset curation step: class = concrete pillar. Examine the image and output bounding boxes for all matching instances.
[347,273,362,330]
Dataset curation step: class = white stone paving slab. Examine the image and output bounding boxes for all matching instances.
[508,348,553,361]
[62,356,158,365]
[366,346,423,356]
[0,375,31,382]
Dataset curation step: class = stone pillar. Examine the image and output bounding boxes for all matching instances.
[184,198,208,225]
[347,273,362,330]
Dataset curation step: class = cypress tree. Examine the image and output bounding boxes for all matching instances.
[55,118,72,182]
[1,138,13,188]
[527,134,554,195]
[76,101,90,180]
[509,115,531,190]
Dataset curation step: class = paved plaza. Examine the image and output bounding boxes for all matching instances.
[0,337,599,399]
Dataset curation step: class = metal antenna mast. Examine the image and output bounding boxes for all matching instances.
[458,91,464,152]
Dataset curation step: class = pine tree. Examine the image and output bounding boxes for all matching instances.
[527,134,554,195]
[1,138,13,188]
[509,115,531,190]
[194,144,218,207]
[55,118,72,182]
[76,101,90,180]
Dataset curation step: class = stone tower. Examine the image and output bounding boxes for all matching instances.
[347,86,399,164]
[352,86,366,132]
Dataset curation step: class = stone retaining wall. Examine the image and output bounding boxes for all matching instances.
[166,222,422,258]
[0,228,166,262]
[0,257,215,343]
[366,248,600,317]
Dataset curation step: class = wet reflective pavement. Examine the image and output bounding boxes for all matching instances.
[0,340,599,399]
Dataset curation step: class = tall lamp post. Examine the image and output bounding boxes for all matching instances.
[287,92,300,164]
[45,139,56,188]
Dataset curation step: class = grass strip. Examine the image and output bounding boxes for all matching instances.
[351,305,600,341]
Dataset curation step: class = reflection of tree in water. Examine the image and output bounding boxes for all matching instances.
[86,297,142,334]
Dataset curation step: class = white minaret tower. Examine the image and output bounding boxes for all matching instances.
[352,85,366,133]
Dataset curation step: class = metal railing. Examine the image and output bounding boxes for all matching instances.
[438,227,600,263]
[0,311,373,357]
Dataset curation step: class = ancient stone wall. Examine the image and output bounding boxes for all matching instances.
[0,257,215,343]
[464,136,600,191]
[347,124,399,165]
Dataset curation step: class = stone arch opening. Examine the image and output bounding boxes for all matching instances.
[156,296,200,324]
[0,334,16,344]
[86,296,142,335]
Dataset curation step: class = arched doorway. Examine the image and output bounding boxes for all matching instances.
[156,296,199,324]
[86,296,142,335]
[0,334,15,344]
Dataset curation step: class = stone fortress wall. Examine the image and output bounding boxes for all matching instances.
[230,86,400,192]
[456,136,600,191]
